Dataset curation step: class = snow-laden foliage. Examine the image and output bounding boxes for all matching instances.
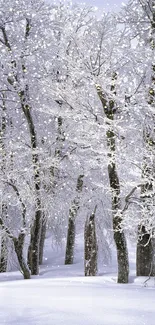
[0,0,155,278]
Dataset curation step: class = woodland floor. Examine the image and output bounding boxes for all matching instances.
[0,234,154,325]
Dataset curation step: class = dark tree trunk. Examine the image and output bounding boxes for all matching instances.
[113,216,129,283]
[20,97,42,275]
[96,78,129,283]
[136,147,155,276]
[0,216,30,279]
[136,2,155,277]
[0,205,8,273]
[0,235,8,273]
[39,218,47,265]
[84,207,98,276]
[1,20,42,276]
[0,94,8,272]
[20,96,42,275]
[27,209,42,275]
[5,182,31,279]
[65,175,84,265]
[109,158,129,283]
[13,232,31,279]
[0,215,30,279]
[136,226,154,276]
[65,215,76,265]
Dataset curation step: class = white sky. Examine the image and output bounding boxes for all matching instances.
[50,0,128,11]
[71,0,127,11]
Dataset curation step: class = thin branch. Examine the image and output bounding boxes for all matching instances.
[122,184,143,213]
[3,180,27,228]
[0,26,11,50]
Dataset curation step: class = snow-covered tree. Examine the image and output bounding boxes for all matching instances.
[120,0,155,276]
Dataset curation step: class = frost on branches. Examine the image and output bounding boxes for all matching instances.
[0,0,155,282]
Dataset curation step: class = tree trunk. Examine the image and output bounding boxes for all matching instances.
[39,217,47,265]
[109,157,129,283]
[13,232,31,279]
[136,132,155,276]
[113,216,129,283]
[3,19,42,276]
[136,197,155,276]
[0,205,8,273]
[136,1,155,277]
[20,97,42,275]
[84,207,98,276]
[27,209,42,275]
[0,94,8,272]
[65,175,84,265]
[0,235,8,273]
[0,22,42,277]
[65,215,76,265]
[96,79,129,283]
[136,226,154,276]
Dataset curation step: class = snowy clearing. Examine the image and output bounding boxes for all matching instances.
[0,277,155,325]
[0,238,155,325]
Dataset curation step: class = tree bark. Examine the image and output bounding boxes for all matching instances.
[136,226,154,276]
[10,20,42,276]
[13,232,31,279]
[27,209,42,275]
[113,216,129,283]
[0,215,30,279]
[0,22,42,276]
[96,79,129,283]
[0,204,8,273]
[136,2,155,277]
[0,93,8,272]
[136,166,155,276]
[6,182,31,278]
[65,175,84,265]
[84,207,98,276]
[0,234,8,273]
[39,217,47,265]
[65,216,75,265]
[20,90,42,276]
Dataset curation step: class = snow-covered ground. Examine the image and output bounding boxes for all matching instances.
[0,235,154,325]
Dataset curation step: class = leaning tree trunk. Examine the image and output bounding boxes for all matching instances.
[96,78,129,283]
[1,19,42,276]
[20,91,42,275]
[84,207,98,276]
[65,175,84,265]
[13,232,31,279]
[21,95,42,276]
[0,186,31,280]
[7,182,31,279]
[0,220,30,279]
[19,47,42,274]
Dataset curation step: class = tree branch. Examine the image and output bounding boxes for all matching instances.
[122,184,143,213]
